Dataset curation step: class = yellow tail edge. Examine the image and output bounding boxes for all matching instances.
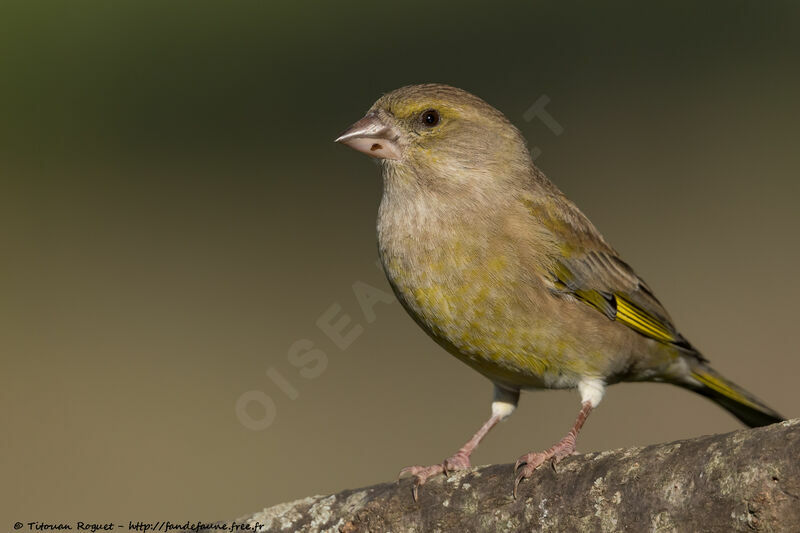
[690,368,784,428]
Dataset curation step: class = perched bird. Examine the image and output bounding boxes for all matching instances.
[335,83,784,499]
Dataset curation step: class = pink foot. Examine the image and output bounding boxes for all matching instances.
[513,437,577,499]
[399,452,471,501]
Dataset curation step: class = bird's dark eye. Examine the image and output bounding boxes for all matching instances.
[421,109,440,127]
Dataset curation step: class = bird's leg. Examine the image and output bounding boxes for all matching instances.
[399,413,500,498]
[513,402,591,495]
[513,379,604,498]
[399,386,519,501]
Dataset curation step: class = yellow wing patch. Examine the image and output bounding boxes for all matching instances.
[614,295,675,343]
[549,260,693,349]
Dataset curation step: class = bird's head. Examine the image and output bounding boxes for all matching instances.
[336,84,532,191]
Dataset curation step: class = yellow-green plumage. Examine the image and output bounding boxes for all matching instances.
[336,84,783,491]
[365,84,782,427]
[379,188,652,390]
[376,88,643,383]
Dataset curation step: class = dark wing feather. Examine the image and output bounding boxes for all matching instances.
[524,189,700,355]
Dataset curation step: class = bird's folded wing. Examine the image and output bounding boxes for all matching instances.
[524,190,698,354]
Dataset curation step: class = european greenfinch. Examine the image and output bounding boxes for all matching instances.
[335,84,784,499]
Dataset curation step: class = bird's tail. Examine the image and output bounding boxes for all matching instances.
[687,364,784,428]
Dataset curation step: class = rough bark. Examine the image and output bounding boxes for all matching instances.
[224,420,799,532]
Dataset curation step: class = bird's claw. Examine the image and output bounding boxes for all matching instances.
[512,446,577,499]
[512,452,550,499]
[398,464,443,502]
[398,453,471,501]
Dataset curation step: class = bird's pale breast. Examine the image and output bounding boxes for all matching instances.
[377,190,637,390]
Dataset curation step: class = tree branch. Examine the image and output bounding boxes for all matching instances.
[226,420,799,532]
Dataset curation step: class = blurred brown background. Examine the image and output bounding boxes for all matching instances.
[2,0,799,526]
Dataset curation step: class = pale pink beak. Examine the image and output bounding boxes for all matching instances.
[335,113,402,160]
